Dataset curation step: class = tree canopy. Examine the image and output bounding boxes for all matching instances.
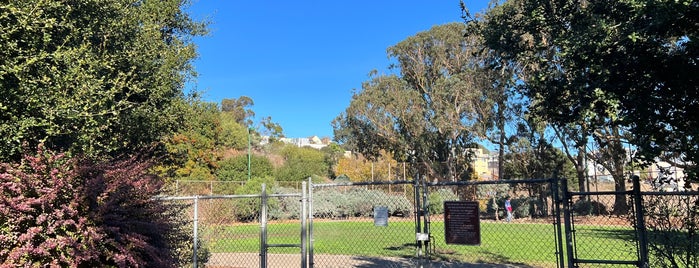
[475,0,698,177]
[333,23,497,181]
[0,0,206,161]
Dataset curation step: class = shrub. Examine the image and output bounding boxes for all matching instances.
[232,177,278,221]
[0,147,200,267]
[428,188,459,214]
[311,188,412,219]
[269,187,302,220]
[510,196,546,218]
[573,199,609,216]
[216,154,274,181]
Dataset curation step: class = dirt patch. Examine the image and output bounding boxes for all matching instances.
[206,253,534,268]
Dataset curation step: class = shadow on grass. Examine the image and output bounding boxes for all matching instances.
[377,243,536,268]
[351,255,535,268]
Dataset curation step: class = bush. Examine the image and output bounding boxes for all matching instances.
[269,187,301,220]
[428,188,459,214]
[0,147,199,267]
[510,196,546,218]
[232,177,278,222]
[216,154,274,181]
[311,188,412,219]
[573,199,609,216]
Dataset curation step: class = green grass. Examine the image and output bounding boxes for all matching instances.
[202,220,640,267]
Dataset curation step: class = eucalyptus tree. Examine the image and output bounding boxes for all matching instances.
[334,23,498,181]
[0,0,205,161]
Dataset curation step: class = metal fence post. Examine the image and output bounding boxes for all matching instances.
[260,184,268,268]
[414,175,423,258]
[632,176,649,267]
[301,181,308,268]
[193,196,199,268]
[308,177,315,268]
[561,178,575,268]
[552,179,565,268]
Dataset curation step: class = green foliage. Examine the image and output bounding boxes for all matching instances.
[503,134,576,180]
[334,23,496,181]
[232,177,278,222]
[477,0,699,178]
[221,96,254,126]
[428,189,459,214]
[158,99,250,180]
[0,0,206,162]
[216,154,274,181]
[275,145,328,181]
[313,188,412,218]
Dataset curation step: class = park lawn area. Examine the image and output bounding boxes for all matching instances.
[203,219,638,267]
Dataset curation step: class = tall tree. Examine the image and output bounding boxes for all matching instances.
[0,0,205,162]
[221,96,255,126]
[334,23,496,181]
[477,0,698,180]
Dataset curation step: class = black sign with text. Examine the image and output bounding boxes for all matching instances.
[444,201,481,245]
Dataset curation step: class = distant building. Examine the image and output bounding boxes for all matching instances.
[471,148,499,180]
[277,135,329,149]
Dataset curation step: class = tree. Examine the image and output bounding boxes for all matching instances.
[333,150,400,182]
[0,0,206,162]
[275,145,328,181]
[221,96,255,126]
[334,23,496,181]
[216,154,274,181]
[158,100,248,181]
[477,0,698,179]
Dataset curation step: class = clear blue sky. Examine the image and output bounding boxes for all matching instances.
[186,1,488,139]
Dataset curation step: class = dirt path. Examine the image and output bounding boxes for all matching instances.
[206,253,531,268]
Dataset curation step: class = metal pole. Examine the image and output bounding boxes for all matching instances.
[248,127,252,180]
[301,181,308,268]
[552,179,565,268]
[561,178,575,268]
[260,184,267,268]
[193,196,199,268]
[414,175,422,257]
[308,177,315,268]
[422,177,430,256]
[632,176,649,267]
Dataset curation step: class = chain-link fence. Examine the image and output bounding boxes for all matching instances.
[563,176,699,268]
[564,179,639,268]
[424,179,562,268]
[162,183,308,268]
[642,191,699,268]
[309,181,419,268]
[163,176,698,268]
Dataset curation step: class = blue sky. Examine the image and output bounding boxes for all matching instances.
[186,1,489,139]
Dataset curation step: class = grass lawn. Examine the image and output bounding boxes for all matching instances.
[202,219,639,267]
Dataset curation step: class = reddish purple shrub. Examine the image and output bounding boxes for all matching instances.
[0,147,190,267]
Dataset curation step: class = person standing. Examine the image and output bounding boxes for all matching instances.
[505,197,513,222]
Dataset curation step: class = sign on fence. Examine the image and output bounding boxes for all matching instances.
[374,206,389,226]
[444,201,481,245]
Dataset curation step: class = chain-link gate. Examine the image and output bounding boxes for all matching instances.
[308,177,564,268]
[560,175,699,268]
[159,182,309,268]
[420,178,564,268]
